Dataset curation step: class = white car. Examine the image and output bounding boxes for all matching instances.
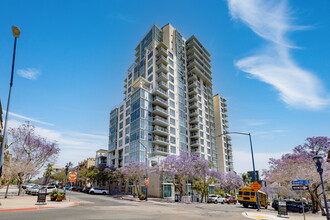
[207,195,227,204]
[89,187,109,195]
[26,185,41,194]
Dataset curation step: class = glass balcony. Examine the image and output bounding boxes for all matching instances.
[189,124,199,132]
[158,81,168,90]
[152,87,168,99]
[187,74,198,82]
[188,102,198,110]
[157,47,168,57]
[189,95,198,102]
[189,109,198,117]
[156,72,169,81]
[188,81,198,89]
[156,55,168,65]
[152,126,169,136]
[152,136,169,146]
[188,88,198,95]
[189,117,199,124]
[152,106,168,117]
[153,116,168,127]
[152,96,168,108]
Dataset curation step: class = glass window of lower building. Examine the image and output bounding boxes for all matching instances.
[163,185,172,198]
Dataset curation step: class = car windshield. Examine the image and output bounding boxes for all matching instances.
[209,195,216,197]
[31,185,40,189]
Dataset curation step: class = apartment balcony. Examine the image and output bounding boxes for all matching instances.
[152,106,168,118]
[158,81,168,90]
[152,136,169,146]
[156,72,169,82]
[156,63,168,74]
[189,109,198,117]
[152,126,169,136]
[157,47,168,57]
[152,96,168,108]
[152,87,168,99]
[152,145,169,156]
[189,117,199,124]
[191,146,201,154]
[191,140,200,147]
[188,81,198,89]
[156,55,168,65]
[188,102,198,110]
[190,132,199,139]
[153,116,168,127]
[187,52,212,69]
[189,124,199,132]
[188,66,212,86]
[186,39,211,62]
[187,74,198,82]
[188,88,198,95]
[188,95,198,102]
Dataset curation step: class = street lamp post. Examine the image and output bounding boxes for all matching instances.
[0,26,21,182]
[217,131,260,211]
[313,155,330,220]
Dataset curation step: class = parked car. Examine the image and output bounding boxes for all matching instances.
[226,197,238,204]
[22,182,36,189]
[25,185,41,194]
[89,187,109,195]
[28,185,43,195]
[207,195,227,204]
[83,186,91,193]
[272,199,309,213]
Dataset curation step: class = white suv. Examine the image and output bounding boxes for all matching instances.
[207,195,227,204]
[89,187,109,195]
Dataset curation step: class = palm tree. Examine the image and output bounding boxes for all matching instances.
[43,163,53,185]
[242,173,251,186]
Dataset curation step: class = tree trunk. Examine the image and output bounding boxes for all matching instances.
[309,189,326,216]
[5,180,10,198]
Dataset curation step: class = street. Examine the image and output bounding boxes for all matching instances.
[0,191,249,220]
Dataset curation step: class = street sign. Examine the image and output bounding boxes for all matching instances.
[68,171,77,183]
[145,178,149,186]
[292,180,310,185]
[250,181,262,192]
[292,185,309,191]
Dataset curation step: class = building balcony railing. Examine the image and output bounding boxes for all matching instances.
[188,88,198,95]
[152,106,168,117]
[187,74,198,82]
[156,72,169,82]
[153,116,168,126]
[152,96,168,108]
[157,47,168,57]
[188,81,198,89]
[156,55,168,65]
[189,124,199,131]
[156,64,168,74]
[189,109,198,116]
[158,81,168,90]
[153,126,168,133]
[188,102,198,110]
[189,95,198,102]
[189,117,199,124]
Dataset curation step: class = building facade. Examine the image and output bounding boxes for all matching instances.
[108,24,217,169]
[95,149,108,166]
[213,94,233,173]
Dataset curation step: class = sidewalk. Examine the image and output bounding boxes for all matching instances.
[0,196,77,212]
[243,210,325,220]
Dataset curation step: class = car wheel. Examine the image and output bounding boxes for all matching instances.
[299,209,303,213]
[214,200,218,204]
[243,204,248,208]
[222,202,224,204]
[103,192,106,195]
[90,191,94,194]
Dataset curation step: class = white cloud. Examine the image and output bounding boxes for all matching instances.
[227,0,330,110]
[4,111,54,126]
[17,68,41,80]
[233,150,285,177]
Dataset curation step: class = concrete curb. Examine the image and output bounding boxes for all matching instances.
[0,200,78,212]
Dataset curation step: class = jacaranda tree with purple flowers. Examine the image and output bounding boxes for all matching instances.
[122,162,146,196]
[8,122,60,195]
[158,152,195,201]
[191,154,224,202]
[220,172,244,195]
[263,136,329,215]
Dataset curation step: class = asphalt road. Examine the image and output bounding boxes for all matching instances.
[0,191,261,220]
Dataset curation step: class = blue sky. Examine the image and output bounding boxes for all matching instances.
[1,0,329,174]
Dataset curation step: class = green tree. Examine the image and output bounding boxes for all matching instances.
[43,163,53,185]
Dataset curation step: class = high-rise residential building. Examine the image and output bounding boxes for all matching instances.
[108,24,217,169]
[213,94,233,173]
